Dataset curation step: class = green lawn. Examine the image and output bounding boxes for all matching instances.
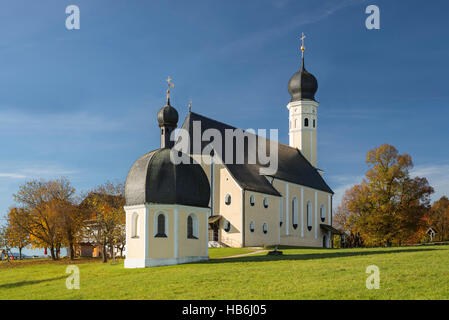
[1,245,449,299]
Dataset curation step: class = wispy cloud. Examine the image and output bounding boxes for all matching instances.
[328,174,364,208]
[411,163,449,201]
[0,109,122,135]
[217,0,362,56]
[0,173,27,179]
[329,163,449,210]
[0,163,78,181]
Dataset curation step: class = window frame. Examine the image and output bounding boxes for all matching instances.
[187,213,199,239]
[131,212,139,238]
[292,197,298,229]
[307,201,312,231]
[223,220,231,232]
[249,221,255,233]
[262,223,268,234]
[320,205,325,222]
[225,193,232,206]
[154,212,168,238]
[250,195,255,206]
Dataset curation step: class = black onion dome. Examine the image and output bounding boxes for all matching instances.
[288,56,318,102]
[125,148,210,207]
[157,101,179,128]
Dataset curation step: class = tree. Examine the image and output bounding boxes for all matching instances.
[6,208,30,259]
[57,200,87,260]
[334,187,364,247]
[426,196,449,241]
[343,145,434,246]
[12,178,76,260]
[0,225,11,261]
[114,224,126,258]
[80,182,125,263]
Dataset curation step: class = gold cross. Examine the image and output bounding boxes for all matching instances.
[188,99,192,111]
[300,32,306,52]
[167,76,174,88]
[166,76,174,103]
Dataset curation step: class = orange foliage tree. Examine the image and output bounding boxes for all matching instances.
[12,178,76,260]
[339,144,433,246]
[6,208,30,259]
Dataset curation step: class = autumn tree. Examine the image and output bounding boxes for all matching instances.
[0,225,11,261]
[343,144,433,246]
[334,187,364,247]
[80,181,125,263]
[426,196,449,241]
[6,208,30,259]
[12,178,76,260]
[55,199,88,260]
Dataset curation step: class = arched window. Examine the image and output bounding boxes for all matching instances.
[155,212,167,238]
[131,213,139,238]
[249,221,255,232]
[262,223,268,234]
[263,197,269,208]
[250,195,255,206]
[223,220,231,232]
[279,201,283,227]
[304,118,309,127]
[313,119,316,128]
[307,201,312,231]
[187,214,198,239]
[225,193,232,205]
[320,205,325,222]
[292,197,298,229]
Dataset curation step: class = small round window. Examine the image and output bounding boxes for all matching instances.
[225,194,231,206]
[250,195,255,206]
[263,197,268,208]
[249,221,255,232]
[224,220,231,232]
[262,223,268,234]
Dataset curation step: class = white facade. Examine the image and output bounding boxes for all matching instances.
[287,99,319,167]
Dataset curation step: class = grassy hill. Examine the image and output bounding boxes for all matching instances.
[1,245,449,300]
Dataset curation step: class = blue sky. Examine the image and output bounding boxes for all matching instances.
[1,0,449,241]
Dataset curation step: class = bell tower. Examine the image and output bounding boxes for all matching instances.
[287,33,319,167]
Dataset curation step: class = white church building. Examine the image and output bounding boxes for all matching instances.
[123,39,341,268]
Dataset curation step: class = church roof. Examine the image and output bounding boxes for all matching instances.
[125,148,211,207]
[288,55,318,102]
[180,112,333,195]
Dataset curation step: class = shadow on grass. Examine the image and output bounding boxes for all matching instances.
[0,276,66,289]
[206,247,442,264]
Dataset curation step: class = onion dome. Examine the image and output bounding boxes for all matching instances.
[157,77,179,128]
[125,148,210,207]
[157,100,179,128]
[288,55,318,102]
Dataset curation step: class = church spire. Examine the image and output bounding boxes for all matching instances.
[166,76,174,105]
[300,32,306,72]
[288,32,318,102]
[157,77,178,148]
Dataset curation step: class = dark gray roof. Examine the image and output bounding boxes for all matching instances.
[288,55,318,102]
[125,148,210,207]
[157,100,179,128]
[180,112,333,195]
